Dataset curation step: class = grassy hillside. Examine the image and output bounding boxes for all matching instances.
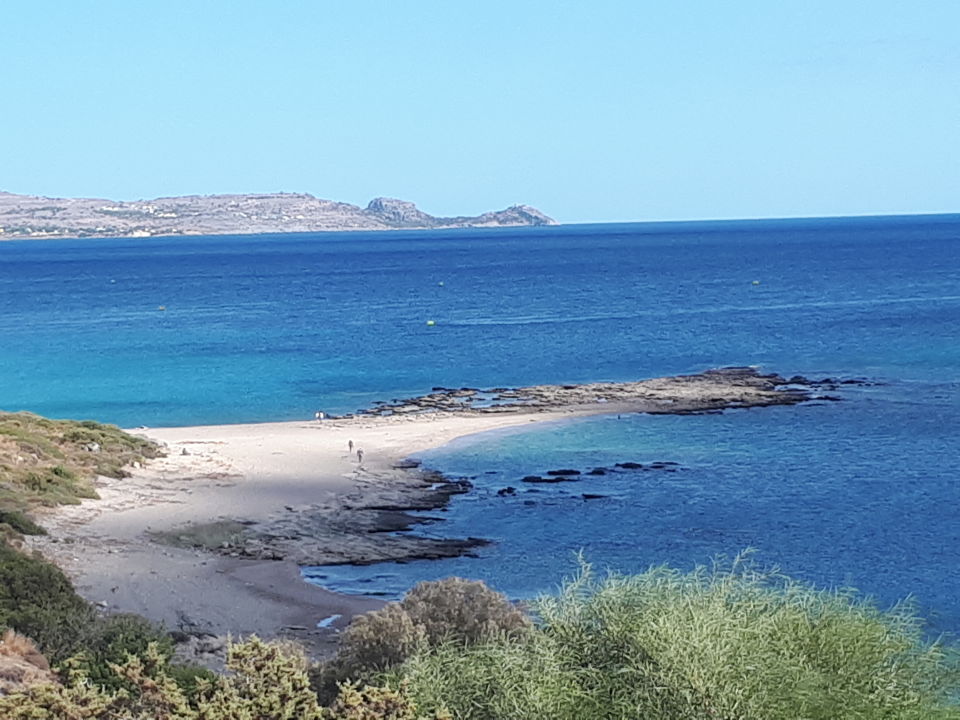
[0,412,162,527]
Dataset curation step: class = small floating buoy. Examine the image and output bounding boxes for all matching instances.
[437,281,445,287]
[426,319,436,326]
[157,305,167,311]
[751,280,761,286]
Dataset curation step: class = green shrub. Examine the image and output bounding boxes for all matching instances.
[165,662,217,700]
[401,577,531,646]
[315,578,530,704]
[63,613,175,691]
[0,541,95,662]
[396,559,960,720]
[0,509,46,536]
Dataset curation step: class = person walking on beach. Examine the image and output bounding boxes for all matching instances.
[315,410,326,422]
[356,448,364,465]
[348,440,354,454]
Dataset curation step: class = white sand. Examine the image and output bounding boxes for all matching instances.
[28,409,585,654]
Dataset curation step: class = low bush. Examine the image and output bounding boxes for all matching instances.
[314,578,529,704]
[0,541,95,662]
[394,559,960,720]
[401,577,531,646]
[64,613,175,691]
[0,636,448,719]
[0,509,46,536]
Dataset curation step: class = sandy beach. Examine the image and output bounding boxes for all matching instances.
[26,369,816,657]
[28,410,591,656]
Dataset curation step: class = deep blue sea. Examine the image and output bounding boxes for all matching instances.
[2,216,959,632]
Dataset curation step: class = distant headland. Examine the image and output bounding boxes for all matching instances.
[0,191,557,240]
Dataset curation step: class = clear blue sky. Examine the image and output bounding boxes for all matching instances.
[2,1,958,222]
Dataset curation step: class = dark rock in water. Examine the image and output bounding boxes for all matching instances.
[393,459,422,469]
[546,469,581,476]
[523,500,536,506]
[586,467,607,475]
[521,475,544,482]
[581,493,606,500]
[446,479,473,493]
[521,475,579,483]
[496,486,517,496]
[615,462,644,469]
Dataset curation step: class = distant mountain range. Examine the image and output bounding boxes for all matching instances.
[0,191,557,240]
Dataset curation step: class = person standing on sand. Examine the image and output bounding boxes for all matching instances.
[348,440,354,454]
[356,448,364,465]
[315,411,325,422]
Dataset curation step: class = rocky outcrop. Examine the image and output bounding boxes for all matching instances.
[170,471,487,566]
[354,367,824,418]
[0,190,557,240]
[364,197,435,226]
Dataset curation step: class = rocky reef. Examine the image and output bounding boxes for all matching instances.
[202,368,848,568]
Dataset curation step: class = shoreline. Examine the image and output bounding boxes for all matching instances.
[26,368,829,657]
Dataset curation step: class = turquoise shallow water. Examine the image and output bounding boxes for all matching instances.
[2,215,959,630]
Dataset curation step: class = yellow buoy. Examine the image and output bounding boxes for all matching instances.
[426,320,436,326]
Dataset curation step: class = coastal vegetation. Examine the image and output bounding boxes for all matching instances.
[0,411,162,521]
[1,553,957,718]
[0,540,189,686]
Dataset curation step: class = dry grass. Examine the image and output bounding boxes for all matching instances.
[0,629,49,671]
[0,629,56,696]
